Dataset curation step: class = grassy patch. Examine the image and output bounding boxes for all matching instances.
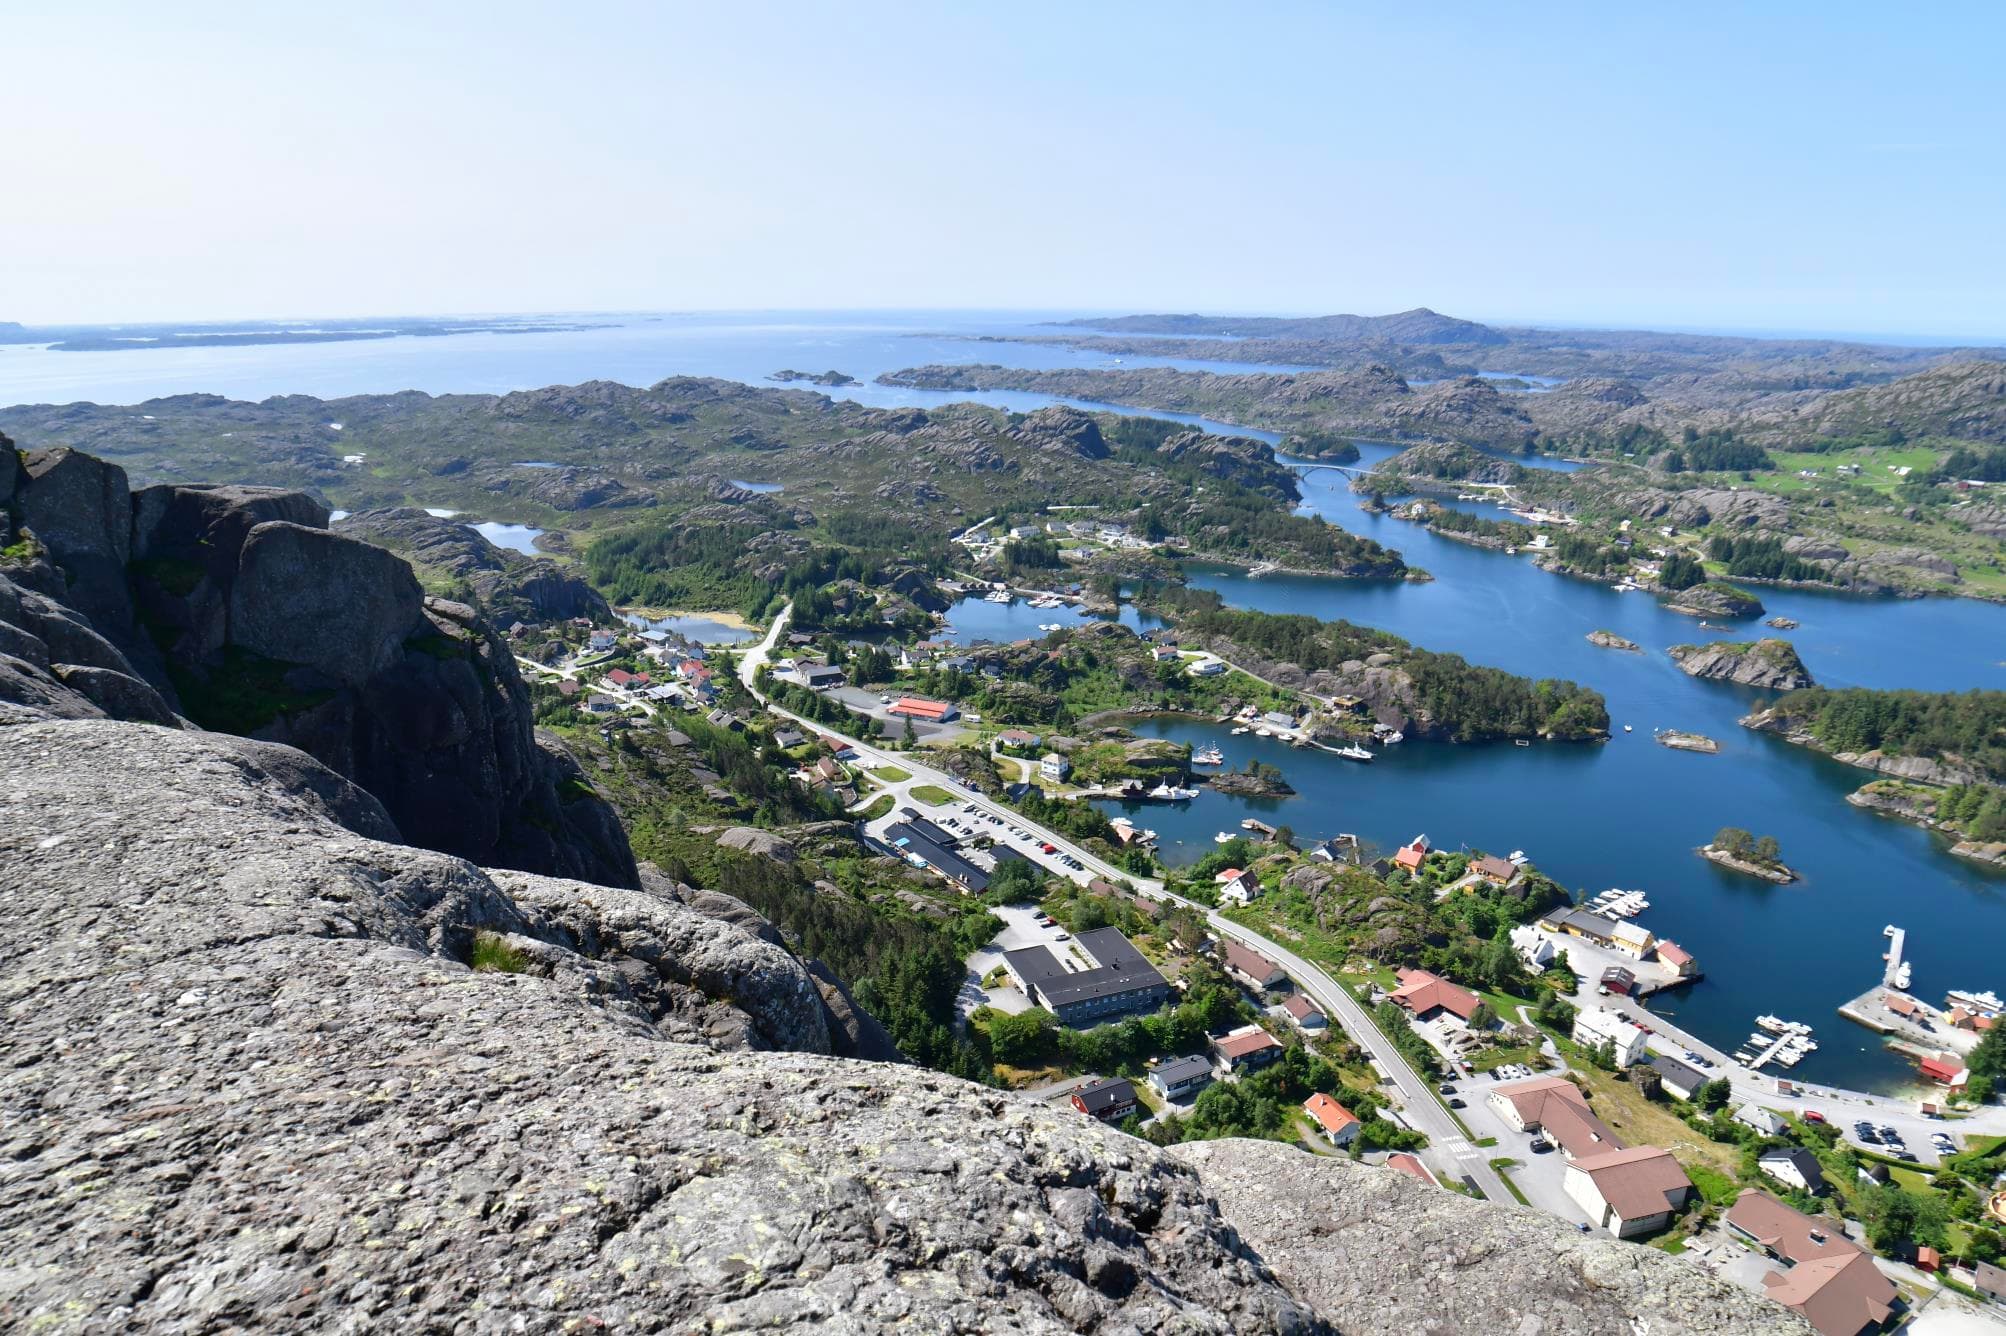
[1470,1044,1544,1073]
[1686,1163,1742,1208]
[856,794,895,821]
[1653,1235,1689,1255]
[1475,1136,1498,1148]
[909,784,957,805]
[870,765,913,783]
[471,931,529,974]
[1565,1061,1743,1180]
[1488,1158,1531,1206]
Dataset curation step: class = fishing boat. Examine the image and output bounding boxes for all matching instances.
[1334,744,1373,762]
[1756,1015,1788,1033]
[1192,746,1224,766]
[1147,783,1199,802]
[984,589,1012,604]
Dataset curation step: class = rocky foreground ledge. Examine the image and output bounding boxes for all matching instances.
[0,719,1806,1333]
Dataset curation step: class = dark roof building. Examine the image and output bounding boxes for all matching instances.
[880,822,989,894]
[895,808,959,848]
[1647,1054,1708,1100]
[1150,1054,1213,1099]
[1003,928,1172,1025]
[1070,1077,1139,1121]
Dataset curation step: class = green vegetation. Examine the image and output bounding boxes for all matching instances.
[1710,826,1785,870]
[470,931,529,974]
[908,784,957,805]
[1141,587,1609,741]
[854,794,894,821]
[1762,687,2006,784]
[870,765,912,783]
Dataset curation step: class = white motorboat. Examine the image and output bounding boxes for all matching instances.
[1147,783,1199,801]
[1335,744,1373,762]
[1192,746,1224,766]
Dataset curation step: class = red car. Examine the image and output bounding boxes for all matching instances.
[1040,842,1057,854]
[1803,1110,1826,1124]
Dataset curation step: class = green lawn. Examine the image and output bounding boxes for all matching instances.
[870,765,912,783]
[855,794,895,821]
[909,784,957,805]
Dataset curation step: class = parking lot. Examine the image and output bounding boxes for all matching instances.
[824,686,969,742]
[1453,1074,1596,1228]
[962,902,1089,1016]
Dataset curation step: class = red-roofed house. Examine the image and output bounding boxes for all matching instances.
[1725,1190,1900,1336]
[1487,1076,1623,1161]
[1884,992,1919,1018]
[1392,835,1430,873]
[1384,1153,1437,1187]
[1303,1093,1360,1148]
[605,668,651,691]
[1221,942,1287,992]
[1919,1054,1968,1087]
[1211,1026,1283,1072]
[888,697,958,722]
[1388,968,1483,1026]
[1215,868,1259,905]
[1655,940,1699,977]
[1279,993,1327,1031]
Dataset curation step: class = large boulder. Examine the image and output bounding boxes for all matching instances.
[13,447,135,643]
[228,521,426,686]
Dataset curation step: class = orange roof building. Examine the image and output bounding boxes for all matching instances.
[1303,1093,1360,1145]
[1388,968,1482,1023]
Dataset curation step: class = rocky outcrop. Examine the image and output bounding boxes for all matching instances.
[0,716,1804,1334]
[1663,580,1766,618]
[1586,629,1640,651]
[1668,639,1814,690]
[0,440,635,888]
[1006,404,1108,459]
[1741,706,1985,787]
[334,506,611,625]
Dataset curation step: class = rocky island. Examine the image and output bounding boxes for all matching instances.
[768,368,857,385]
[1699,826,1799,882]
[1663,580,1766,619]
[1586,629,1641,652]
[1668,638,1814,690]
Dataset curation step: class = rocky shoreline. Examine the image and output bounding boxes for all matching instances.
[1846,781,2006,868]
[1587,629,1641,652]
[1699,844,1799,883]
[1206,769,1297,798]
[1669,639,1814,690]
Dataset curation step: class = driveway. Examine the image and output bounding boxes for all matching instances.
[1457,1085,1595,1227]
[963,902,1085,1017]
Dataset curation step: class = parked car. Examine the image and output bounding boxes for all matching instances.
[1802,1110,1826,1124]
[1438,1083,1456,1095]
[1040,843,1057,854]
[1447,1097,1465,1109]
[1529,1137,1552,1153]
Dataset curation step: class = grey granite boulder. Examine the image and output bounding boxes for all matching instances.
[1172,1140,1811,1335]
[228,520,425,685]
[13,446,135,644]
[0,716,1807,1334]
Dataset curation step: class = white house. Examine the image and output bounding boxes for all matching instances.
[1039,752,1071,781]
[1734,1103,1789,1137]
[1510,924,1556,972]
[1757,1147,1828,1195]
[1572,1007,1648,1067]
[1215,869,1259,906]
[1563,1147,1694,1238]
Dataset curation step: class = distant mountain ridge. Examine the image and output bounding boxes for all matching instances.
[1062,307,1508,346]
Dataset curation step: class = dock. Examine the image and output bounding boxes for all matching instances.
[1883,924,1910,989]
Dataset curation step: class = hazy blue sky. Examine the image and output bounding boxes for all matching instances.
[6,2,2002,337]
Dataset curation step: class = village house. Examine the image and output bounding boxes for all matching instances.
[772,728,805,749]
[1150,645,1180,663]
[1723,1191,1899,1336]
[587,630,617,653]
[1038,752,1071,781]
[1211,1026,1284,1074]
[605,668,651,691]
[1187,659,1226,677]
[1387,968,1483,1028]
[1608,920,1655,959]
[795,663,846,690]
[1150,1053,1214,1101]
[1918,1054,1968,1088]
[1646,1054,1708,1102]
[1221,941,1288,992]
[1759,1147,1829,1196]
[1510,923,1555,972]
[1599,965,1637,997]
[1540,906,1617,947]
[1070,1077,1139,1123]
[1573,1007,1648,1067]
[1214,868,1260,906]
[1735,1103,1790,1138]
[1470,853,1518,888]
[1487,1076,1623,1160]
[1392,835,1430,873]
[1278,993,1327,1031]
[1563,1146,1693,1238]
[1384,1153,1436,1188]
[1303,1093,1360,1148]
[1974,1260,2005,1306]
[556,679,581,698]
[993,729,1042,753]
[1655,940,1699,977]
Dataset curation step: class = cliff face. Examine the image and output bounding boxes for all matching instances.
[333,506,612,625]
[0,439,634,888]
[0,717,1810,1334]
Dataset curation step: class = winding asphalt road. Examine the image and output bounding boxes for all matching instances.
[738,604,1510,1200]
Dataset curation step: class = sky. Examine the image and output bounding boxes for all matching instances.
[5,2,2004,339]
